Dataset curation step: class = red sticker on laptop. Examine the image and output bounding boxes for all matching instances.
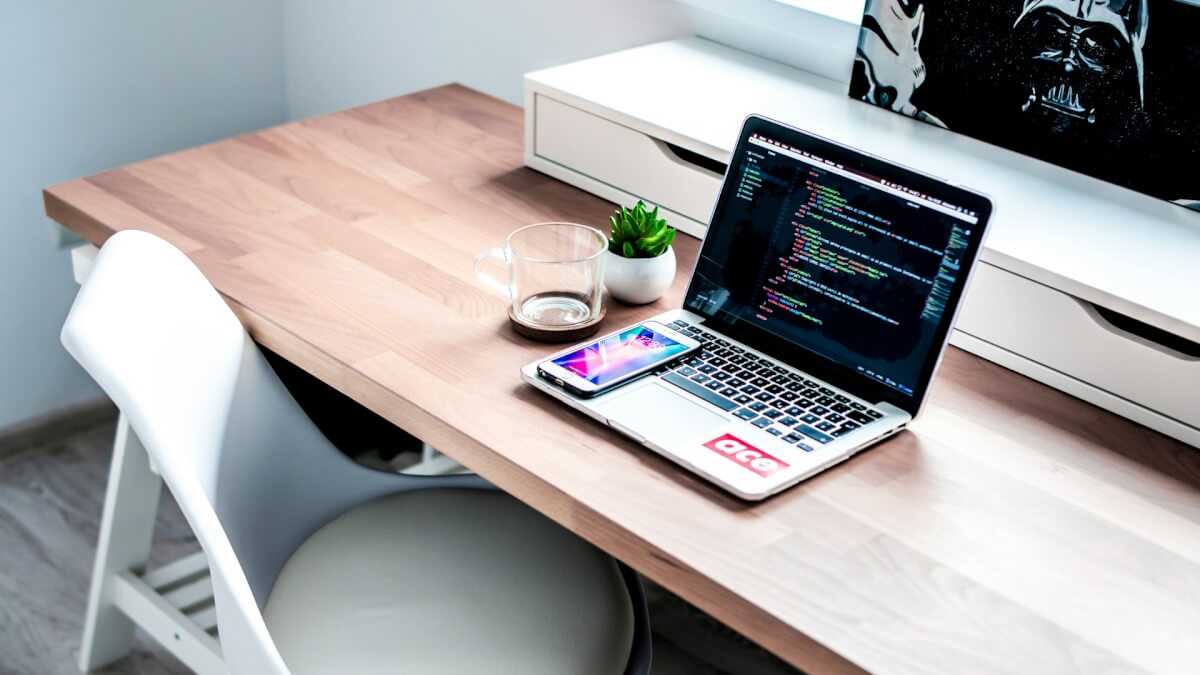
[702,434,789,477]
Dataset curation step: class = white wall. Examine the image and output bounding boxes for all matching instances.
[679,0,863,81]
[281,0,694,117]
[0,1,286,430]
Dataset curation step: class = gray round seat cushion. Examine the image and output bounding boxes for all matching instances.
[262,488,634,675]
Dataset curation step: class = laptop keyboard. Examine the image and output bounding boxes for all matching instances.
[659,320,884,452]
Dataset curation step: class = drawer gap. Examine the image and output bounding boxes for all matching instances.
[660,141,727,176]
[1090,305,1200,359]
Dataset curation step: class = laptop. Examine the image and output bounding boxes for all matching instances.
[521,114,993,500]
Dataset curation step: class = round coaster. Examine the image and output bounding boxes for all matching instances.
[508,304,606,343]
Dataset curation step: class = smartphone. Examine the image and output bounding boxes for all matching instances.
[537,321,702,398]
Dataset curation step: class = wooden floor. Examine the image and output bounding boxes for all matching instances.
[0,414,193,675]
[0,411,797,675]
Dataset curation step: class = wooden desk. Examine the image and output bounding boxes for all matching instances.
[46,85,1200,674]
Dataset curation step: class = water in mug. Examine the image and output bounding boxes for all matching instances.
[519,291,593,326]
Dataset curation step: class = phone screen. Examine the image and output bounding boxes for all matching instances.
[551,324,689,387]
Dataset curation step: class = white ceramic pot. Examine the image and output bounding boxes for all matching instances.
[604,247,676,305]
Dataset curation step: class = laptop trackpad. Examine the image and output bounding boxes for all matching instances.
[595,382,728,441]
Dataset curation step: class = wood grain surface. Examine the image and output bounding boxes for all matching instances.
[44,84,1200,675]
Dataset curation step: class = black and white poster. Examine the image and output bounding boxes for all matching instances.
[849,0,1200,210]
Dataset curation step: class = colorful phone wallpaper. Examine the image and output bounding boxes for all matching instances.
[553,326,687,386]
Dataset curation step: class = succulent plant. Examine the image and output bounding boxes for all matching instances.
[608,200,677,259]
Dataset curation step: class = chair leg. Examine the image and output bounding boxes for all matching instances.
[78,414,164,673]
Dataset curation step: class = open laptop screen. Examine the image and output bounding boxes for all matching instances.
[685,115,992,413]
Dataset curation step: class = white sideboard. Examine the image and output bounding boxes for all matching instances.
[524,37,1200,447]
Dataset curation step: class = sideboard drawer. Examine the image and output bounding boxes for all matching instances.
[532,94,722,226]
[957,263,1200,429]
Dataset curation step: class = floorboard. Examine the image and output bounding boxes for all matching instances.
[0,417,193,675]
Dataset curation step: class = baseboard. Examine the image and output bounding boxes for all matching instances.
[0,398,117,460]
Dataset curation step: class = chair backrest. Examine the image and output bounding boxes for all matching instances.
[61,231,410,673]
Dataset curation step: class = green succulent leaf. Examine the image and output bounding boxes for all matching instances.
[606,199,677,258]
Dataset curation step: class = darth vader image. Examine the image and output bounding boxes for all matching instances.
[850,0,1199,210]
[1011,0,1148,133]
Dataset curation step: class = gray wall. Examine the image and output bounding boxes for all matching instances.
[281,0,693,117]
[0,1,286,429]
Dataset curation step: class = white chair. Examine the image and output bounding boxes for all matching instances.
[62,230,652,675]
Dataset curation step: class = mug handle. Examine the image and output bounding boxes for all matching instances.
[473,248,512,298]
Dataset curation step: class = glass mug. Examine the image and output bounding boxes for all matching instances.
[474,222,607,327]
